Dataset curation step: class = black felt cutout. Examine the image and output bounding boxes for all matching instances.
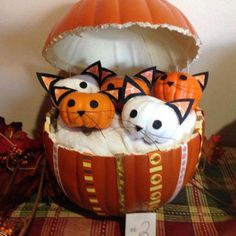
[166,98,194,125]
[101,68,117,82]
[152,120,162,129]
[133,66,156,88]
[90,100,99,109]
[81,61,117,85]
[107,83,115,90]
[68,99,75,107]
[81,61,102,84]
[101,88,121,104]
[193,72,209,91]
[80,81,88,89]
[36,72,62,93]
[120,76,146,105]
[180,75,187,80]
[154,70,167,83]
[160,74,168,81]
[51,86,76,107]
[130,109,138,118]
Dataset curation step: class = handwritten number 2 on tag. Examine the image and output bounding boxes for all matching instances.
[129,221,150,235]
[126,213,156,236]
[139,221,150,236]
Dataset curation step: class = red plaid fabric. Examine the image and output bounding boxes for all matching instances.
[8,148,236,236]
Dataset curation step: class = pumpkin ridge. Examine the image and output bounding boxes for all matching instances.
[150,0,172,24]
[78,0,97,26]
[93,0,101,26]
[139,0,154,23]
[178,8,197,36]
[116,0,121,23]
[165,1,188,29]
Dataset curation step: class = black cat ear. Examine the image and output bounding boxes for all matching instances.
[81,61,102,84]
[100,68,117,83]
[193,72,209,91]
[120,76,145,104]
[133,66,156,88]
[51,86,76,107]
[153,69,167,84]
[80,61,117,85]
[166,98,194,124]
[101,88,121,104]
[36,72,62,92]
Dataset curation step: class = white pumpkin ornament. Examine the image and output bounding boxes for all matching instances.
[36,61,116,94]
[120,77,196,145]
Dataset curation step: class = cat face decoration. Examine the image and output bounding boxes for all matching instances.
[153,71,208,109]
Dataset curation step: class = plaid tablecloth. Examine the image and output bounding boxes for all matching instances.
[10,148,236,236]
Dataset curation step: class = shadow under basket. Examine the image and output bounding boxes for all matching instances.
[43,108,204,216]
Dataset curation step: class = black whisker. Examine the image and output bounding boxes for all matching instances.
[82,113,106,139]
[139,129,160,151]
[158,82,201,93]
[120,117,177,144]
[145,130,177,142]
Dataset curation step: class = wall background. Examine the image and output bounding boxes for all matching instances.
[0,0,236,146]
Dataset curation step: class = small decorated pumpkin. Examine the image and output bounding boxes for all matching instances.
[101,67,155,111]
[101,67,155,92]
[153,71,208,109]
[52,87,115,129]
[36,61,116,95]
[120,77,195,144]
[101,76,150,95]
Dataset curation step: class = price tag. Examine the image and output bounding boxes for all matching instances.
[125,213,156,236]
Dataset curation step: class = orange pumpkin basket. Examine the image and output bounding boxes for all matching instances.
[42,0,204,216]
[44,108,204,216]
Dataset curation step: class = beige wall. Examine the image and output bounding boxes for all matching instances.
[169,0,236,147]
[1,0,236,146]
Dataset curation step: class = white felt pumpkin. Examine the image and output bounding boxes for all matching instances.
[120,77,196,144]
[54,74,100,93]
[36,61,116,94]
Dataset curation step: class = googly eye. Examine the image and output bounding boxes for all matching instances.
[130,109,138,118]
[160,74,168,81]
[80,81,88,89]
[180,75,187,80]
[68,99,75,107]
[90,100,99,108]
[152,120,162,129]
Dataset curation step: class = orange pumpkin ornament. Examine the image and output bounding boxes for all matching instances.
[101,67,156,111]
[153,71,208,109]
[52,87,115,129]
[101,76,150,94]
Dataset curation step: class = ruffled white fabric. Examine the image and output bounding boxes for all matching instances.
[52,111,196,156]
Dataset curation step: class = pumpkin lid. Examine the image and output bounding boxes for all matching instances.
[43,0,201,74]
